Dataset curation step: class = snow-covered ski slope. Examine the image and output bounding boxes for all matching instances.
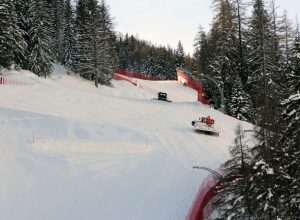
[0,65,253,220]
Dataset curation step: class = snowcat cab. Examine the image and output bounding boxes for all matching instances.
[158,92,168,101]
[153,92,172,102]
[191,116,219,136]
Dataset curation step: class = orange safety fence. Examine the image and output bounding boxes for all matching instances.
[0,76,33,86]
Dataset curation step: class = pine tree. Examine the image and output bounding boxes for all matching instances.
[247,141,280,219]
[165,47,177,80]
[214,124,253,219]
[281,12,294,63]
[278,93,300,218]
[0,0,26,68]
[28,0,52,76]
[227,75,253,121]
[245,1,281,218]
[290,27,300,92]
[62,0,74,68]
[246,0,279,128]
[230,0,248,85]
[267,0,290,115]
[247,126,282,219]
[72,0,93,78]
[14,0,31,69]
[175,41,185,68]
[143,47,156,77]
[156,48,168,79]
[118,34,130,70]
[280,11,294,95]
[209,0,238,115]
[95,0,117,86]
[127,35,135,72]
[275,31,300,218]
[49,0,65,62]
[72,0,116,86]
[194,26,211,74]
[269,0,282,65]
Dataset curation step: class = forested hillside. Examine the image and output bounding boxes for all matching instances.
[116,34,179,80]
[0,0,299,218]
[0,0,189,83]
[192,0,300,218]
[0,0,116,87]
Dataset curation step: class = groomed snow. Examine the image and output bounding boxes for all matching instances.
[0,65,253,220]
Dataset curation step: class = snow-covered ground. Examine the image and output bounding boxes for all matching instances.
[0,65,253,220]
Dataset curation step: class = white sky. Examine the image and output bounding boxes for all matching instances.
[106,0,299,55]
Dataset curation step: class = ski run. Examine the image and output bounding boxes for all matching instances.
[0,65,254,220]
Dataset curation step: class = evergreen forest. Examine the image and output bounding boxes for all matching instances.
[0,0,299,218]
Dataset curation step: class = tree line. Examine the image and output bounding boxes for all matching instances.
[192,0,299,219]
[1,0,299,218]
[0,0,189,85]
[0,0,116,87]
[116,34,187,80]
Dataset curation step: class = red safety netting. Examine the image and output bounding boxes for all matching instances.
[186,171,222,220]
[0,76,32,86]
[114,72,160,96]
[115,70,161,81]
[114,69,210,104]
[113,74,138,86]
[176,70,210,105]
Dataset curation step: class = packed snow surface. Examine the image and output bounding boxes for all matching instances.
[0,65,253,220]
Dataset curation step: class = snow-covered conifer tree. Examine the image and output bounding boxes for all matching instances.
[0,0,26,68]
[175,41,185,68]
[227,75,253,121]
[72,0,116,86]
[209,0,239,115]
[244,2,284,218]
[94,0,117,86]
[62,0,74,68]
[72,0,93,77]
[194,26,211,75]
[49,0,65,63]
[143,48,156,77]
[246,0,279,128]
[118,34,130,70]
[275,32,300,218]
[14,0,31,69]
[28,0,52,77]
[230,0,248,85]
[214,124,253,219]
